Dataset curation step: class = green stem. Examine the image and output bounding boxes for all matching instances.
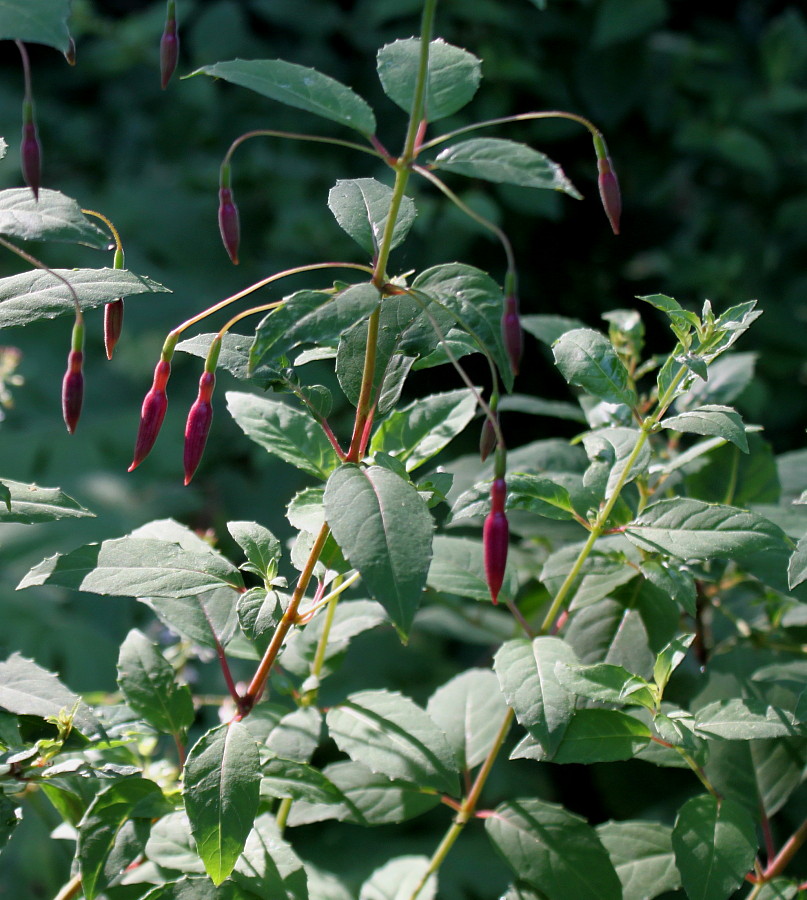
[408,708,514,900]
[52,873,82,900]
[419,110,603,153]
[223,128,383,167]
[301,576,343,706]
[276,796,292,834]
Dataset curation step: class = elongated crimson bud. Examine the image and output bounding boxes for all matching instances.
[483,478,509,604]
[502,294,523,376]
[129,359,171,471]
[597,156,621,235]
[20,118,41,201]
[184,371,215,485]
[62,350,83,434]
[218,187,240,265]
[104,247,125,359]
[160,1,179,90]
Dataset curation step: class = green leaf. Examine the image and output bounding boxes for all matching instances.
[287,759,439,827]
[376,38,481,121]
[142,878,253,899]
[639,294,700,332]
[581,427,650,499]
[660,405,748,452]
[412,264,514,392]
[370,388,476,471]
[0,0,71,51]
[497,393,588,423]
[238,588,283,650]
[146,812,206,874]
[0,796,20,856]
[360,856,436,900]
[326,689,460,796]
[265,707,323,763]
[432,138,581,198]
[184,723,261,885]
[625,498,786,559]
[451,473,576,522]
[176,333,282,390]
[788,532,807,589]
[494,637,577,756]
[0,189,108,247]
[324,464,433,637]
[541,544,638,611]
[426,669,509,770]
[486,798,623,900]
[0,479,93,524]
[555,663,657,710]
[682,352,757,408]
[192,58,377,135]
[231,812,308,900]
[672,795,757,900]
[653,634,695,692]
[226,391,340,480]
[695,699,804,739]
[19,535,244,597]
[228,521,281,580]
[427,535,518,604]
[641,560,697,615]
[0,653,99,736]
[260,757,344,806]
[549,709,652,763]
[250,286,379,373]
[0,267,170,328]
[552,328,638,407]
[117,629,194,736]
[78,778,168,900]
[596,821,680,900]
[328,179,415,255]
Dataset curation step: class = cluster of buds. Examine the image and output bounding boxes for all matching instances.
[483,475,509,604]
[160,0,179,90]
[61,319,84,434]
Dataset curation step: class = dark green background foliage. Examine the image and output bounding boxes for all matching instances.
[1,1,807,897]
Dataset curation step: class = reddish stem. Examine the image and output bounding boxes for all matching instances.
[214,636,245,714]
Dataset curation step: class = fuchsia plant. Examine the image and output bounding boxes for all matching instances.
[7,3,807,900]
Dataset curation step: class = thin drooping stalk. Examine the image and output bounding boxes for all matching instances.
[223,128,383,167]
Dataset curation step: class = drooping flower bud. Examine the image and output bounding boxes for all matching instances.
[501,294,523,376]
[183,371,215,485]
[479,416,497,462]
[483,478,509,604]
[20,116,41,201]
[218,187,240,265]
[104,246,125,359]
[61,319,84,434]
[160,1,179,90]
[128,359,171,471]
[597,156,621,236]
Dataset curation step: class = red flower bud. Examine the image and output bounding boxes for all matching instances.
[160,4,179,90]
[128,359,171,472]
[483,478,509,604]
[479,416,497,462]
[501,295,523,376]
[21,120,41,201]
[62,350,83,434]
[183,371,215,485]
[218,187,240,265]
[104,299,124,360]
[597,156,621,236]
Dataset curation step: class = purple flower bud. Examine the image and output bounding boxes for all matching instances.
[501,294,523,376]
[597,156,621,236]
[129,359,171,472]
[218,187,240,265]
[160,6,179,90]
[479,416,497,462]
[483,478,509,604]
[21,121,41,201]
[62,350,83,434]
[104,299,124,360]
[184,371,215,485]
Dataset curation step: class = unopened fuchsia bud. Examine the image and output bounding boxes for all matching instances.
[593,132,621,236]
[20,103,41,201]
[218,165,240,265]
[62,320,84,434]
[183,338,220,485]
[483,477,509,604]
[479,392,499,462]
[104,247,125,360]
[501,294,523,377]
[128,359,171,472]
[160,0,179,90]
